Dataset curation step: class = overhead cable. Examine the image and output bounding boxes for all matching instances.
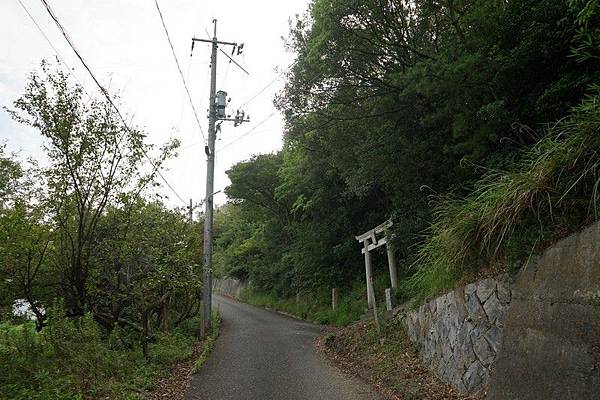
[238,63,292,109]
[216,110,279,153]
[154,0,207,142]
[38,0,189,206]
[17,0,89,95]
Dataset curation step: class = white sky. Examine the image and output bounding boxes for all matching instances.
[0,0,309,208]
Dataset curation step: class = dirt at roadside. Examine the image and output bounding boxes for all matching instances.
[144,338,207,400]
[316,319,484,400]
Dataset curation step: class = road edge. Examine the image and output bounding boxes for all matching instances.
[145,313,222,400]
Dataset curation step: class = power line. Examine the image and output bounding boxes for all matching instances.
[238,63,292,110]
[154,0,206,142]
[216,110,279,153]
[16,0,88,94]
[38,0,114,106]
[38,0,188,206]
[175,55,193,135]
[154,168,188,205]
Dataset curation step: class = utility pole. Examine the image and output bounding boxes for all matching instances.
[192,19,249,335]
[188,198,193,224]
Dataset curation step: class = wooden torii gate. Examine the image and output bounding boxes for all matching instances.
[355,218,397,309]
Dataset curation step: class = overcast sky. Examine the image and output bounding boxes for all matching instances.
[0,0,309,209]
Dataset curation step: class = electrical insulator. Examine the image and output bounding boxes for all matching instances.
[234,110,246,127]
[216,90,227,119]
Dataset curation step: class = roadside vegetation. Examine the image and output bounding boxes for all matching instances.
[240,282,367,326]
[213,0,600,313]
[0,65,209,399]
[405,91,600,302]
[0,312,203,400]
[193,312,222,373]
[318,318,474,399]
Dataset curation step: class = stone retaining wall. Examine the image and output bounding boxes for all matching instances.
[487,221,600,399]
[212,277,248,299]
[403,275,512,393]
[402,221,600,397]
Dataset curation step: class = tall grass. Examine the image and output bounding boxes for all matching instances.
[402,89,600,303]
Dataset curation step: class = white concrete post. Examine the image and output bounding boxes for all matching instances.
[332,288,338,310]
[385,288,393,311]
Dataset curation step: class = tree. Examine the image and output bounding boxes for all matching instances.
[0,148,55,328]
[7,62,177,315]
[89,200,202,355]
[0,144,23,208]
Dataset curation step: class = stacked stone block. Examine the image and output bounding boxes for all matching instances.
[403,276,511,393]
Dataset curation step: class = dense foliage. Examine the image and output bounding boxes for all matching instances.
[0,310,203,399]
[214,0,600,303]
[1,64,205,398]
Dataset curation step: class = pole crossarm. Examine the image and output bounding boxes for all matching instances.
[192,37,237,46]
[218,117,247,122]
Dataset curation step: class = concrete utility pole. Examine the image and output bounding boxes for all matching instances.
[192,20,249,335]
[202,21,218,337]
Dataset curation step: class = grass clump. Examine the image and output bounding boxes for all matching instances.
[403,89,600,303]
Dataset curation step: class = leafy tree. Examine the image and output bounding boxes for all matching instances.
[0,144,23,207]
[2,63,201,356]
[0,148,56,329]
[7,62,178,315]
[89,200,202,356]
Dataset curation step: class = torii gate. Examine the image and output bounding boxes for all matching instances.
[355,219,398,309]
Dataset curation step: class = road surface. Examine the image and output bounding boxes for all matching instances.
[184,295,380,400]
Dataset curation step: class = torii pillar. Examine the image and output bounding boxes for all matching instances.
[355,219,398,309]
[363,239,375,309]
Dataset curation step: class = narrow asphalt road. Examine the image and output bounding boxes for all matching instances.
[184,295,380,400]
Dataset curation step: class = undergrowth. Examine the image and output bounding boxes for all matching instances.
[0,306,206,400]
[401,89,600,303]
[322,318,467,399]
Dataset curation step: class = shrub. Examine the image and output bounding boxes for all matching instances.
[149,331,196,366]
[0,320,78,399]
[0,303,205,399]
